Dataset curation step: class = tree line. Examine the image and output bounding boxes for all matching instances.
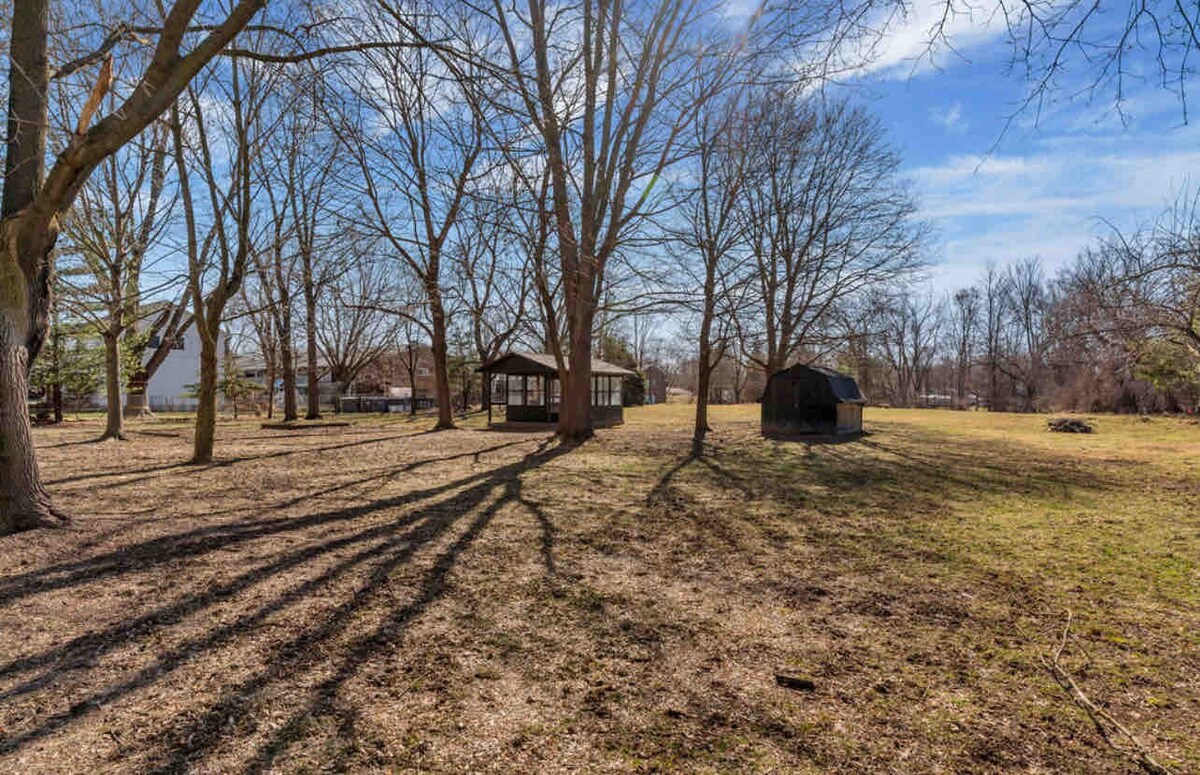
[657,223,1200,416]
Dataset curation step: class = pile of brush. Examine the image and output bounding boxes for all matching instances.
[1047,417,1094,434]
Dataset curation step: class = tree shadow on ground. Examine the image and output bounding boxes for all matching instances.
[28,437,536,575]
[41,431,419,489]
[0,436,571,770]
[8,419,1192,772]
[1,438,535,607]
[622,425,1131,769]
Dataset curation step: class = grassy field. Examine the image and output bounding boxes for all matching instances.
[1,405,1197,772]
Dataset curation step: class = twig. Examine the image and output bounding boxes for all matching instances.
[1039,610,1174,775]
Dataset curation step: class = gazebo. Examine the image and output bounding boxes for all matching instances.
[478,352,634,427]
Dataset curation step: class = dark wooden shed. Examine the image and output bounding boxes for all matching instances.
[478,352,634,427]
[761,363,866,437]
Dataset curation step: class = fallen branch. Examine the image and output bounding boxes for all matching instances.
[1039,611,1173,775]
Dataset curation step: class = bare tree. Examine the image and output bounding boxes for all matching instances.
[174,44,285,463]
[513,170,565,358]
[673,95,752,455]
[878,291,941,406]
[450,188,531,365]
[317,254,394,405]
[394,315,426,416]
[253,141,300,422]
[235,278,278,418]
[980,262,1008,411]
[1076,193,1200,359]
[920,0,1200,125]
[948,286,980,408]
[738,94,924,380]
[58,118,173,439]
[0,0,266,531]
[285,82,338,419]
[481,0,755,440]
[333,4,488,430]
[999,258,1052,411]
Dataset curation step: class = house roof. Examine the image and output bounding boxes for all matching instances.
[771,363,866,404]
[477,351,636,377]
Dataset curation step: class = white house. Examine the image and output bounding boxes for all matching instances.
[91,322,227,412]
[142,324,227,411]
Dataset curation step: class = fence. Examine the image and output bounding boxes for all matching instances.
[339,396,437,413]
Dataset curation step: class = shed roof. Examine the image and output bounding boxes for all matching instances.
[771,363,866,404]
[478,351,636,377]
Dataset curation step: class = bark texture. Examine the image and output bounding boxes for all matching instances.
[0,0,266,532]
[0,314,58,531]
[429,293,454,430]
[101,333,124,439]
[192,328,219,464]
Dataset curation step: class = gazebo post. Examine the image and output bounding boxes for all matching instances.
[485,371,492,425]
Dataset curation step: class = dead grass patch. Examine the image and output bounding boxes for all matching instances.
[0,406,1196,772]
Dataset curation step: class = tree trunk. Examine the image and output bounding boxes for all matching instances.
[265,356,276,420]
[100,332,125,440]
[0,319,58,532]
[557,319,595,442]
[304,273,321,420]
[693,261,718,456]
[429,296,455,430]
[693,367,712,458]
[693,344,713,458]
[124,372,153,418]
[0,0,59,532]
[192,328,219,464]
[280,333,297,422]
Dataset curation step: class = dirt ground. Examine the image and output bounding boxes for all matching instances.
[1,406,1197,773]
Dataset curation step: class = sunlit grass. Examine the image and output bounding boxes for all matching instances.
[9,403,1197,771]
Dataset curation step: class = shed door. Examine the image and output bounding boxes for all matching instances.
[836,404,862,433]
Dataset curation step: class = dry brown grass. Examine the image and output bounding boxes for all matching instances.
[1,405,1197,773]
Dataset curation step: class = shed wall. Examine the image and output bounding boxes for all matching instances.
[761,369,862,437]
[836,404,863,434]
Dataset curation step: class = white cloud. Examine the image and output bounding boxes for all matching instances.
[913,126,1200,284]
[845,0,1006,80]
[929,101,967,132]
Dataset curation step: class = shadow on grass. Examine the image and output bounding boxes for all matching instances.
[0,439,536,607]
[41,430,419,489]
[0,436,572,769]
[760,430,870,445]
[5,419,1166,771]
[642,422,1108,589]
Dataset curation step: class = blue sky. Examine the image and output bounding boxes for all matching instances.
[837,7,1200,291]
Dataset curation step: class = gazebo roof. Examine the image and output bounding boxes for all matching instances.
[478,351,636,377]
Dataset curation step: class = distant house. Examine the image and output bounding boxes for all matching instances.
[761,363,866,437]
[478,351,634,427]
[355,346,438,400]
[643,365,669,405]
[142,324,227,411]
[90,321,228,412]
[239,359,341,412]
